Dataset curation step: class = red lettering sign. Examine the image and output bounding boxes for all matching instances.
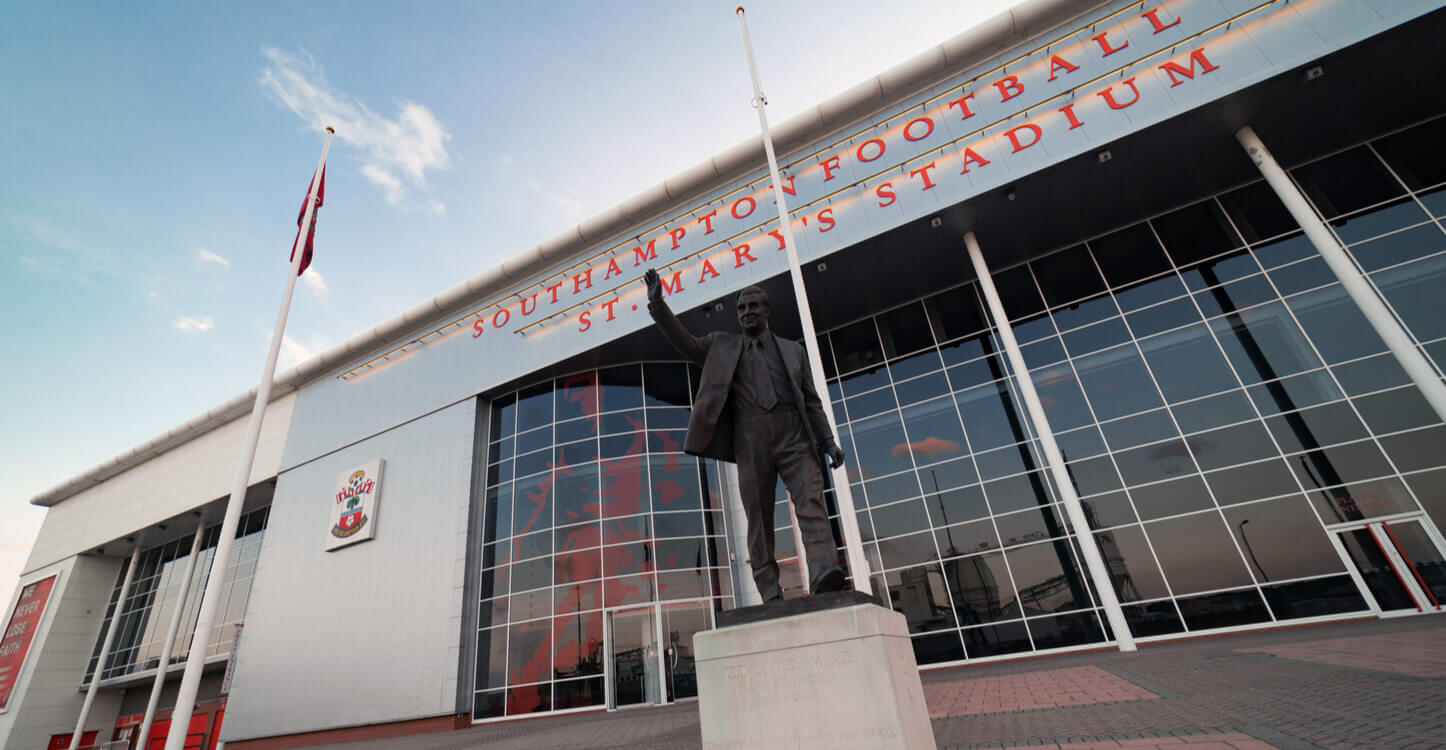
[1,575,57,711]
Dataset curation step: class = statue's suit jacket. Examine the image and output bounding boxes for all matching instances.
[649,300,834,469]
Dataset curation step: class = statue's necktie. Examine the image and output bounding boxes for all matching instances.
[752,337,777,410]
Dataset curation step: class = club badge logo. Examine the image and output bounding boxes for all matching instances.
[332,469,375,539]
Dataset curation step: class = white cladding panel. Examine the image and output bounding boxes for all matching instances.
[219,399,475,742]
[25,394,296,574]
[0,556,125,750]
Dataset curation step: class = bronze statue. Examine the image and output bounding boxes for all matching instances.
[645,268,848,601]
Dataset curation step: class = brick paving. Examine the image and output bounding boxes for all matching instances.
[310,614,1445,749]
[925,666,1158,717]
[1238,628,1446,678]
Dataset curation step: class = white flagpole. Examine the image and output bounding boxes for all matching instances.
[735,8,871,596]
[164,127,334,750]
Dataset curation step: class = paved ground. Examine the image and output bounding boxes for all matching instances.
[321,614,1445,749]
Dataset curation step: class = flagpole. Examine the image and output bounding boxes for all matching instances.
[164,127,334,750]
[735,7,871,596]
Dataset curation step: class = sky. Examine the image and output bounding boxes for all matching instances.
[0,0,1027,609]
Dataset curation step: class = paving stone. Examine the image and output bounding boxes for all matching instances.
[308,616,1444,749]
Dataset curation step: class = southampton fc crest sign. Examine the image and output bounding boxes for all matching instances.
[327,459,383,551]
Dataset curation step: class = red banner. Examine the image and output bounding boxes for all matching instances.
[0,575,57,711]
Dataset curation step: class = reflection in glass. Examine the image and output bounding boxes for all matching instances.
[1261,576,1367,620]
[946,551,1019,625]
[1094,526,1169,601]
[1145,513,1254,594]
[1221,497,1344,582]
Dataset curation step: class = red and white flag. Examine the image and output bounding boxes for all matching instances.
[290,166,325,275]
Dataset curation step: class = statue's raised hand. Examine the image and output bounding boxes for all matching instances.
[644,268,664,305]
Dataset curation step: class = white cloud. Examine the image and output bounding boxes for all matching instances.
[301,268,328,296]
[175,316,215,333]
[198,248,231,268]
[272,332,331,370]
[259,47,451,209]
[526,179,585,224]
[147,289,161,302]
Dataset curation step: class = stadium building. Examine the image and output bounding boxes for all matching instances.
[3,0,1445,747]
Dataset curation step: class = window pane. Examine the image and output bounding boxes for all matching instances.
[1209,302,1322,385]
[1145,512,1254,594]
[1028,611,1106,650]
[1176,588,1271,631]
[516,382,554,433]
[877,302,934,358]
[1033,245,1106,307]
[1094,525,1170,601]
[1091,223,1171,288]
[1031,367,1094,432]
[1006,540,1092,616]
[945,552,1020,624]
[883,563,957,633]
[1188,422,1277,471]
[1130,475,1213,521]
[962,620,1032,657]
[598,365,644,412]
[832,318,884,374]
[1349,224,1442,273]
[924,285,987,342]
[898,397,968,466]
[995,265,1045,320]
[1375,253,1446,342]
[649,454,701,511]
[1153,199,1242,267]
[1373,116,1446,191]
[1074,348,1164,421]
[506,619,553,688]
[1220,496,1342,582]
[643,363,690,408]
[555,371,599,423]
[1139,324,1237,403]
[1292,146,1404,218]
[848,411,915,480]
[1122,601,1185,637]
[1330,199,1429,245]
[1261,575,1368,620]
[1219,182,1296,244]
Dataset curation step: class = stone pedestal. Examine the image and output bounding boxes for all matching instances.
[695,599,937,750]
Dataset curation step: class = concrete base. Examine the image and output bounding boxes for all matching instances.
[695,602,937,750]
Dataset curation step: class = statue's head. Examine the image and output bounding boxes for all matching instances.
[736,286,770,336]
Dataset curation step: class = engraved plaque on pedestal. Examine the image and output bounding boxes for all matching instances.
[695,599,937,749]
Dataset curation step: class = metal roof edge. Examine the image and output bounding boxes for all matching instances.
[28,0,1110,508]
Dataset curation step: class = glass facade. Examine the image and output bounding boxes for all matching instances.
[820,115,1446,663]
[85,507,270,684]
[470,116,1446,719]
[473,363,735,719]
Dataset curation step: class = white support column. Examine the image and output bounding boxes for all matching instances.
[964,232,1137,652]
[136,520,206,750]
[1237,126,1446,422]
[70,545,143,750]
[719,463,763,606]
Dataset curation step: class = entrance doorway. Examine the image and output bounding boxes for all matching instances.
[605,601,711,710]
[1329,513,1446,616]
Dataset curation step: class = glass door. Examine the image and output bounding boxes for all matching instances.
[608,606,662,709]
[1330,514,1446,615]
[660,602,710,702]
[606,601,714,709]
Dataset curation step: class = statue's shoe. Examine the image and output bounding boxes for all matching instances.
[808,565,846,595]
